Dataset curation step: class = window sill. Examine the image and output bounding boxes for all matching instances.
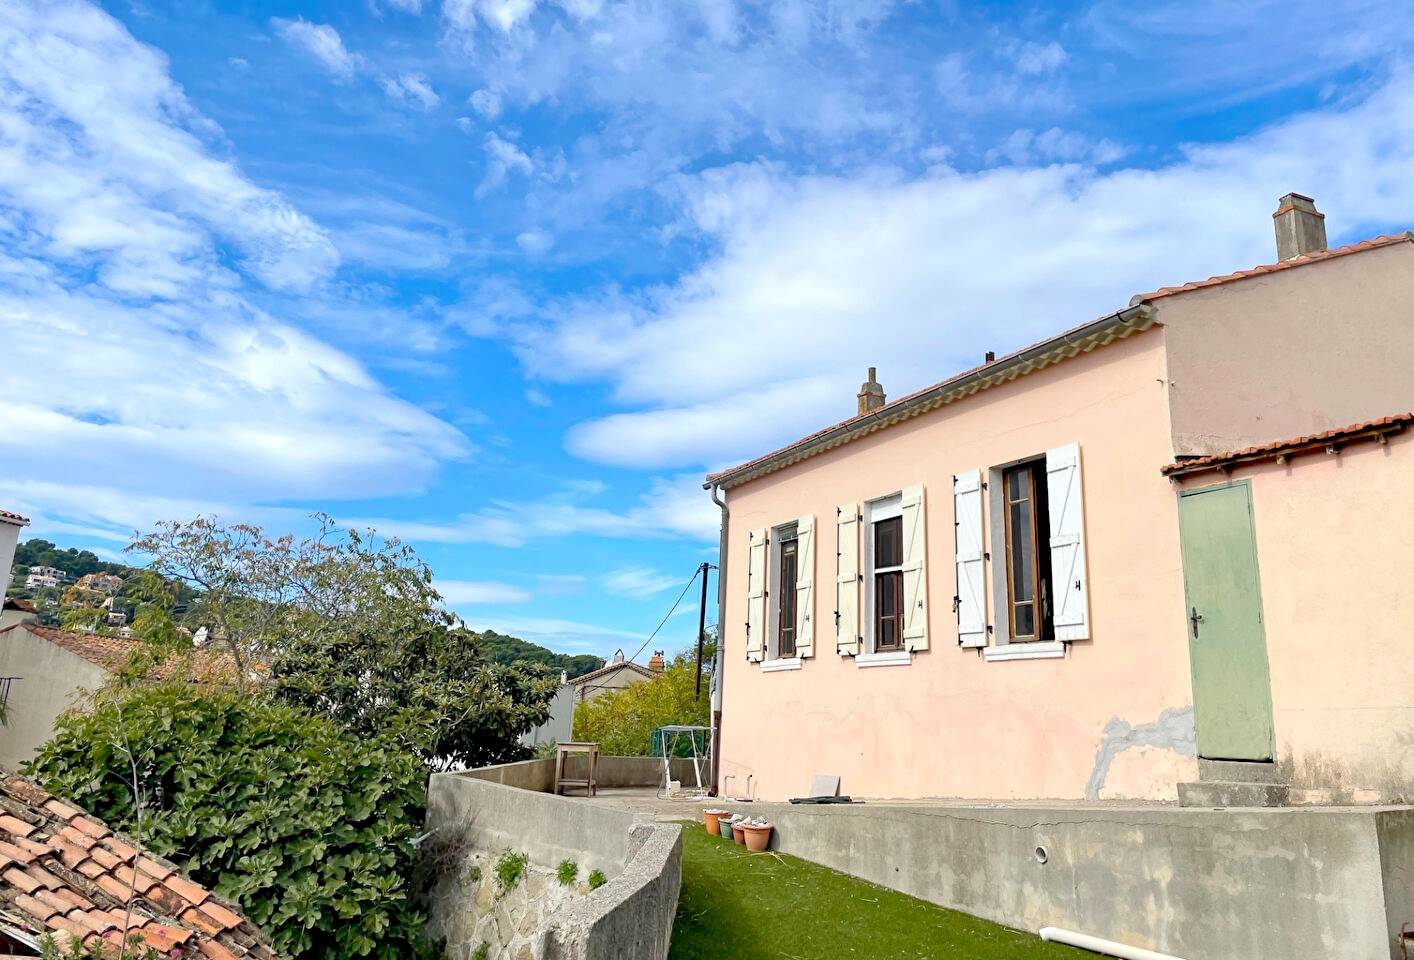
[760,657,803,673]
[982,641,1067,662]
[856,649,912,668]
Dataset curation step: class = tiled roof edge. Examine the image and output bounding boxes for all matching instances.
[1162,413,1414,478]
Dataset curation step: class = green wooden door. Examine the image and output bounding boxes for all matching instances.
[1177,483,1274,761]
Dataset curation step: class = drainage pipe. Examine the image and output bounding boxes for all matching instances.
[1038,928,1186,960]
[708,482,728,797]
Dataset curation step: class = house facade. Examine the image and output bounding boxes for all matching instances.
[707,197,1414,804]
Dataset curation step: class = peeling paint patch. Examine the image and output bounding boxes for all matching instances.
[1086,706,1196,800]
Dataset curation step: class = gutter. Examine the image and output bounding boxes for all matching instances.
[703,302,1157,492]
[708,482,727,797]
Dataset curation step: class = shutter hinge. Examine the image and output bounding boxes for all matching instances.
[951,595,960,613]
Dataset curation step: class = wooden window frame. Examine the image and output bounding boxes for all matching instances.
[776,532,799,658]
[872,515,905,651]
[1002,459,1054,644]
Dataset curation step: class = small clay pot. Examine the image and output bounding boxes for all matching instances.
[731,822,747,845]
[741,823,772,852]
[703,810,728,835]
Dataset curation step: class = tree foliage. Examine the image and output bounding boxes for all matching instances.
[130,516,556,770]
[476,629,603,680]
[572,646,712,756]
[28,684,435,960]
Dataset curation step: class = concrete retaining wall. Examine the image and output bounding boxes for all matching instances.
[462,757,699,793]
[717,798,1414,960]
[427,763,682,960]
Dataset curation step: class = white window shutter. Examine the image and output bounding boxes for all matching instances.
[794,514,815,658]
[745,528,767,662]
[1046,443,1090,641]
[953,470,987,647]
[835,505,860,656]
[900,484,928,651]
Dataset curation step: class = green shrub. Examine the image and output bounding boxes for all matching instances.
[557,859,578,885]
[41,932,178,959]
[471,944,489,960]
[496,850,529,891]
[28,683,433,960]
[587,869,606,890]
[572,646,712,756]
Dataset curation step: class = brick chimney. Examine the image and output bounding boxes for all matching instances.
[648,650,665,673]
[1273,193,1327,261]
[857,367,885,415]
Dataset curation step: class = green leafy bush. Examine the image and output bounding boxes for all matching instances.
[495,850,529,891]
[471,944,489,960]
[587,869,606,890]
[572,645,713,756]
[41,932,182,959]
[557,859,578,885]
[28,683,434,960]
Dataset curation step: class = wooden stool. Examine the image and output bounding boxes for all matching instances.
[554,742,600,796]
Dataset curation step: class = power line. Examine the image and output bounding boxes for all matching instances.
[627,565,704,665]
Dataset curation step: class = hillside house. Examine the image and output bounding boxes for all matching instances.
[569,649,662,704]
[706,195,1414,805]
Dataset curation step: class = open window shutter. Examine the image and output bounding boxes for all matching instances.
[745,528,767,662]
[1046,443,1090,641]
[953,470,987,647]
[835,505,860,656]
[794,514,815,658]
[900,484,928,651]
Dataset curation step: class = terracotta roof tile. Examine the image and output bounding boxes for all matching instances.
[1135,233,1414,303]
[1163,413,1414,477]
[0,772,280,958]
[0,509,29,526]
[569,660,657,686]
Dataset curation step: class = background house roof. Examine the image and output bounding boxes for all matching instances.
[1162,413,1413,478]
[568,660,657,686]
[0,771,278,958]
[0,511,28,527]
[0,623,252,682]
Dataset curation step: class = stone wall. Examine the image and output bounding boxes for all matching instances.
[426,764,682,960]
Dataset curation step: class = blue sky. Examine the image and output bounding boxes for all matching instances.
[2,0,1413,658]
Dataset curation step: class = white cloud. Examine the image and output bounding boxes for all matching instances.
[271,17,363,81]
[350,474,719,546]
[384,0,424,12]
[468,88,502,118]
[478,132,534,196]
[0,1,469,535]
[603,566,681,598]
[516,228,554,254]
[525,72,1414,471]
[524,387,553,407]
[457,614,643,655]
[437,579,532,604]
[1012,40,1066,76]
[380,72,441,110]
[985,127,1127,167]
[444,0,539,35]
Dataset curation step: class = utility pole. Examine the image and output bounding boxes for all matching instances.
[694,561,710,698]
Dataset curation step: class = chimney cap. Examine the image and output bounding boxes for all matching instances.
[1273,193,1327,260]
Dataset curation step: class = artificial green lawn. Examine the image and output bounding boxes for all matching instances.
[669,824,1094,960]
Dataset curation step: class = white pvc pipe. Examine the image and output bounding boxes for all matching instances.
[1039,927,1187,960]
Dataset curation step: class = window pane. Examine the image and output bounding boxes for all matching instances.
[875,516,902,567]
[1009,499,1034,602]
[877,573,896,615]
[779,539,797,656]
[1015,601,1034,638]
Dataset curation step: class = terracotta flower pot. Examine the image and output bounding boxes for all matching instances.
[703,810,727,835]
[731,822,747,845]
[741,823,772,852]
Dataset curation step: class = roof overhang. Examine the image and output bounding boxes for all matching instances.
[705,302,1158,491]
[0,509,29,527]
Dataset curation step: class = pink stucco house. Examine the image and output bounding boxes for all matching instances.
[705,195,1414,805]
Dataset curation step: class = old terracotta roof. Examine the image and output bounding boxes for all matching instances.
[0,623,250,682]
[705,231,1414,491]
[1,598,36,614]
[569,660,657,686]
[1162,413,1414,478]
[1133,233,1414,303]
[0,510,28,526]
[0,771,278,959]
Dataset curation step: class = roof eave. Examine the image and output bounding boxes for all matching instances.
[705,302,1158,491]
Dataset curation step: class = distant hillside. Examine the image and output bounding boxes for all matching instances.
[478,629,603,680]
[13,539,130,580]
